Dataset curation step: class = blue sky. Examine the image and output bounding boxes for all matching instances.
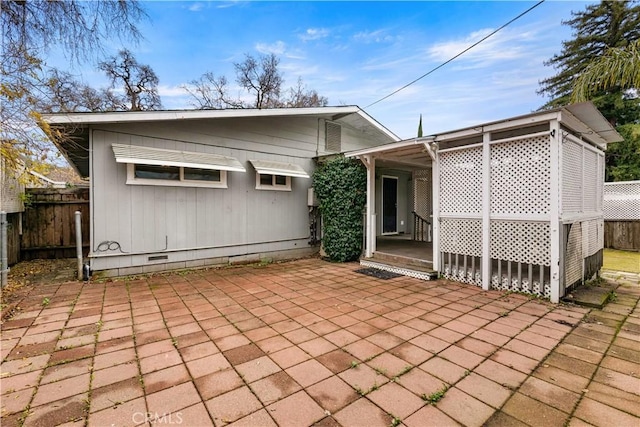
[54,1,593,139]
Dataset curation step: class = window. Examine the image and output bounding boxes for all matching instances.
[112,144,245,189]
[127,164,227,188]
[248,159,309,192]
[255,173,291,191]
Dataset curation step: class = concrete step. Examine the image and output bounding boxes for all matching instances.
[371,252,434,270]
[360,257,438,281]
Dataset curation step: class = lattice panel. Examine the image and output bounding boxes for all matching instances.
[604,181,640,220]
[490,136,550,215]
[583,149,598,212]
[440,218,482,257]
[562,140,583,214]
[439,147,482,214]
[413,169,431,218]
[490,220,550,265]
[596,154,604,212]
[583,220,600,257]
[598,218,604,249]
[565,223,582,286]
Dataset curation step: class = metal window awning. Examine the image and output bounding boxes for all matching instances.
[249,160,310,178]
[112,144,246,172]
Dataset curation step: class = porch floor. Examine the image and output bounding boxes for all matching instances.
[375,235,433,261]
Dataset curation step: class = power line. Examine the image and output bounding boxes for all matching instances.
[364,0,546,109]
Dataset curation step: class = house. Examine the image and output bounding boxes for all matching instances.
[345,102,622,303]
[42,107,399,277]
[42,102,620,303]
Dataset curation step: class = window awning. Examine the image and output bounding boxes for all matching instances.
[112,144,246,172]
[249,160,310,178]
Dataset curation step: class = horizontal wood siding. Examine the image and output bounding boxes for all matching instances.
[604,221,640,251]
[20,188,90,260]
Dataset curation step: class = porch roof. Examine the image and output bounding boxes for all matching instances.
[344,138,435,168]
[345,102,621,164]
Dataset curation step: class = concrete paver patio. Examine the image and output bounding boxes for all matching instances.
[1,258,638,426]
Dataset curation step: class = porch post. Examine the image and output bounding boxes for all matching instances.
[482,131,491,290]
[362,155,376,258]
[431,148,439,273]
[549,119,561,303]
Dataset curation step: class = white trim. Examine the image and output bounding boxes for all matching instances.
[126,163,228,189]
[432,152,439,271]
[112,144,246,172]
[249,160,309,178]
[489,130,551,145]
[345,138,434,158]
[437,142,484,154]
[381,175,399,235]
[254,173,292,191]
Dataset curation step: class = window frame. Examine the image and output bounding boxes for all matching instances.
[126,163,228,188]
[254,172,291,191]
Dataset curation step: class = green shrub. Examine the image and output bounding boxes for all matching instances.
[313,157,367,262]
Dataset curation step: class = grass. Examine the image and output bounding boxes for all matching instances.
[603,249,640,274]
[422,384,448,405]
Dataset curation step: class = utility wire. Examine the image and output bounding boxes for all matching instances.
[364,0,546,109]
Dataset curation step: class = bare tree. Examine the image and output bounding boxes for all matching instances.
[98,49,162,111]
[183,72,243,109]
[43,69,121,113]
[1,0,146,172]
[285,77,329,108]
[235,53,284,109]
[185,54,329,110]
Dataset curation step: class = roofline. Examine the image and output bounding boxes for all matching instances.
[345,137,433,158]
[43,105,360,125]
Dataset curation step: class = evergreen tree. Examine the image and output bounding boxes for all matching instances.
[538,1,640,126]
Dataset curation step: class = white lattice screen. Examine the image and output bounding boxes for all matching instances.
[439,147,482,214]
[604,181,640,220]
[413,169,431,218]
[490,221,550,265]
[440,218,482,257]
[565,223,582,286]
[490,136,551,215]
[562,140,583,214]
[583,149,599,212]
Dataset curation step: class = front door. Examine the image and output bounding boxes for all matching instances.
[382,176,398,234]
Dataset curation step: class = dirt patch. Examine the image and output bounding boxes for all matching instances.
[1,259,77,321]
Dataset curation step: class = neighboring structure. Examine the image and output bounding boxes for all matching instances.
[603,180,640,251]
[42,107,398,276]
[346,102,622,303]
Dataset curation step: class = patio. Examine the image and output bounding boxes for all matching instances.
[1,258,638,426]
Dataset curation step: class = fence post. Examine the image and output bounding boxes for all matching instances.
[1,211,8,288]
[75,211,82,281]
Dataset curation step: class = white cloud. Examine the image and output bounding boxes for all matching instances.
[188,3,204,12]
[427,28,535,67]
[255,41,287,55]
[158,85,189,98]
[353,29,398,44]
[299,28,330,41]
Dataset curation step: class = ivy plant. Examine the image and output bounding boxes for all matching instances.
[313,156,367,262]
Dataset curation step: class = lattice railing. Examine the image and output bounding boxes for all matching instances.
[604,181,640,220]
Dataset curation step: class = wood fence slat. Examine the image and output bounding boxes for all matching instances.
[604,220,640,251]
[20,187,90,260]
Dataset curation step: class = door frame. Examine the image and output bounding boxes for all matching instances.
[381,175,398,235]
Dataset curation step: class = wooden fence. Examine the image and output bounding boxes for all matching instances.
[604,221,640,252]
[20,187,90,260]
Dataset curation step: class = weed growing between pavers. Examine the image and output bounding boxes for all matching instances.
[422,384,448,405]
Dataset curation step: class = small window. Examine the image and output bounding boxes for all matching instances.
[127,164,227,188]
[255,173,291,191]
[135,164,180,180]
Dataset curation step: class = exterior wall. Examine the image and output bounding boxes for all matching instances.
[89,115,382,274]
